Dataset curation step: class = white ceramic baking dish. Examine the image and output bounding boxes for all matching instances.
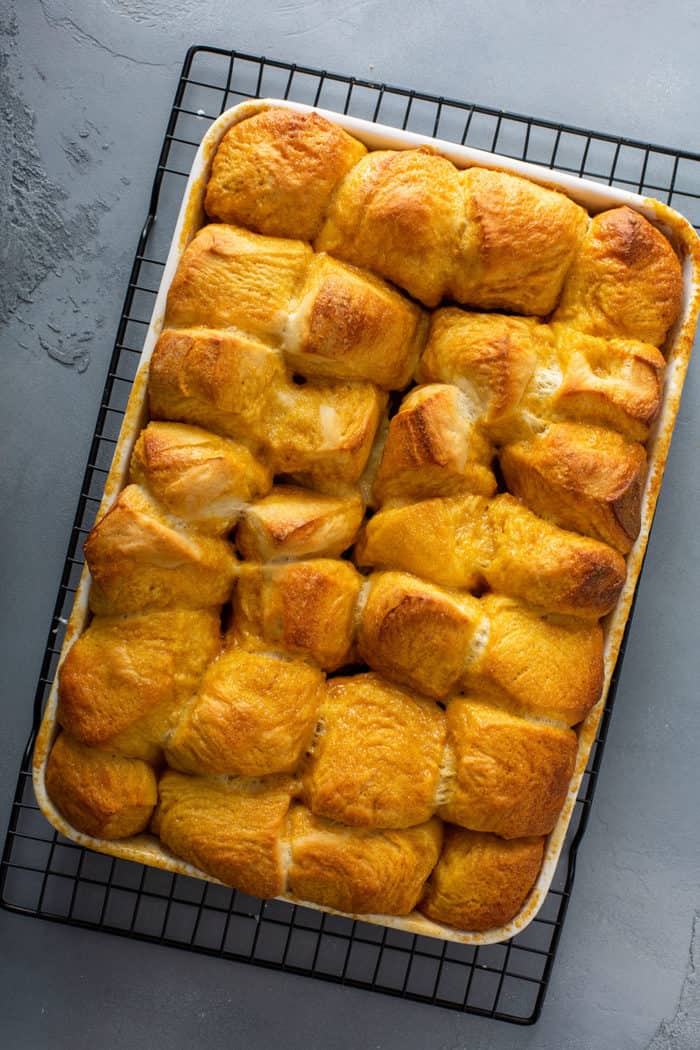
[32,98,700,946]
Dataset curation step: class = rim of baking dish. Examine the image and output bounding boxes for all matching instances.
[32,98,700,946]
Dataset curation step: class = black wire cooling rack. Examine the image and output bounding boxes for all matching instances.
[3,46,700,1027]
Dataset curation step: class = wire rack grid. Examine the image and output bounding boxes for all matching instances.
[2,46,700,1027]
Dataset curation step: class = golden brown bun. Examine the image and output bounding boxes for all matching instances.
[553,206,683,346]
[315,150,592,313]
[236,485,364,560]
[232,559,361,670]
[164,223,423,391]
[45,732,157,839]
[551,326,664,443]
[316,148,464,307]
[303,674,446,828]
[356,494,489,592]
[440,699,577,837]
[130,422,271,534]
[154,771,295,899]
[357,571,483,699]
[500,423,647,553]
[419,827,545,931]
[357,574,602,721]
[465,594,603,725]
[356,493,626,618]
[418,309,542,432]
[166,649,324,777]
[205,107,367,241]
[288,805,443,915]
[372,385,496,506]
[451,167,588,314]
[285,253,427,389]
[148,327,283,447]
[84,484,237,615]
[486,493,626,618]
[57,609,221,763]
[165,224,311,341]
[263,375,386,489]
[149,328,385,488]
[420,309,665,444]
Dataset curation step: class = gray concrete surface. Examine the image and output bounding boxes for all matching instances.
[2,1,700,1047]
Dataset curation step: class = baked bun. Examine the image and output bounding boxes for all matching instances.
[317,148,464,307]
[440,699,577,837]
[553,206,683,346]
[45,732,157,839]
[288,805,443,915]
[165,223,311,340]
[451,167,588,314]
[372,384,496,506]
[356,493,626,618]
[148,327,283,447]
[464,593,603,725]
[236,485,364,560]
[285,253,427,389]
[263,376,386,489]
[205,107,367,240]
[166,648,324,777]
[419,827,545,931]
[153,770,295,899]
[232,559,361,670]
[85,485,237,615]
[130,422,272,533]
[357,571,483,699]
[499,422,647,553]
[57,609,221,763]
[417,309,542,434]
[303,673,446,828]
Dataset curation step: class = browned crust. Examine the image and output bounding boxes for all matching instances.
[418,827,545,931]
[205,107,367,240]
[288,805,443,915]
[302,673,447,828]
[553,206,683,346]
[499,423,648,553]
[154,770,296,899]
[440,699,578,837]
[45,733,158,840]
[232,560,361,670]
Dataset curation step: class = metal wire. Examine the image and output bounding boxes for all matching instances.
[2,45,699,1026]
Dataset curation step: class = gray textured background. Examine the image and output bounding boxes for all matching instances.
[2,2,700,1047]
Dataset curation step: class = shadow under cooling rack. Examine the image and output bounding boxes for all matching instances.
[3,45,700,1027]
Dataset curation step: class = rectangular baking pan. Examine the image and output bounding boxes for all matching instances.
[32,97,700,946]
